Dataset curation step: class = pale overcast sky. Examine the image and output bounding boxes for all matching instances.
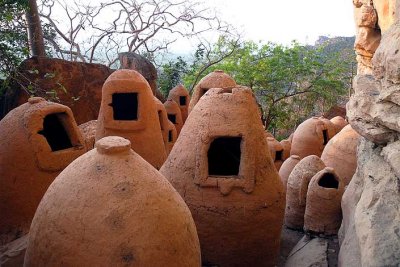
[170,0,356,53]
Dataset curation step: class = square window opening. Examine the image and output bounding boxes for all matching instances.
[110,93,138,120]
[322,129,329,145]
[38,113,73,151]
[179,96,187,106]
[208,137,242,176]
[168,114,177,124]
[275,150,283,161]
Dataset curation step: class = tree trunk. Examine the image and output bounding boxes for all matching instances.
[26,0,46,57]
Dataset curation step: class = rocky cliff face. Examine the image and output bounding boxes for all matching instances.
[340,1,400,265]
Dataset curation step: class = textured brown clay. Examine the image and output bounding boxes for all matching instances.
[154,97,176,156]
[160,86,285,267]
[95,69,166,169]
[78,120,97,149]
[168,84,190,123]
[321,125,360,186]
[304,167,344,235]
[280,139,292,161]
[330,116,348,134]
[267,136,284,171]
[278,155,301,191]
[290,117,336,159]
[24,136,201,267]
[188,70,236,113]
[0,97,86,242]
[285,155,326,230]
[164,98,183,136]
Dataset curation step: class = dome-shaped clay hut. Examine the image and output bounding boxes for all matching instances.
[330,116,348,134]
[24,136,201,266]
[160,86,285,267]
[154,97,174,156]
[78,120,97,150]
[265,131,274,138]
[267,136,284,171]
[304,167,344,235]
[168,84,190,123]
[165,120,178,155]
[0,97,86,241]
[285,155,326,230]
[280,139,291,161]
[290,117,336,159]
[321,125,360,186]
[164,98,183,136]
[95,69,166,169]
[188,70,236,113]
[279,155,301,191]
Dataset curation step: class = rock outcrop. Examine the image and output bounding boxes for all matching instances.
[339,2,400,265]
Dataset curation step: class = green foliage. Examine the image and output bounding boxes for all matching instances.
[182,39,355,133]
[158,56,188,97]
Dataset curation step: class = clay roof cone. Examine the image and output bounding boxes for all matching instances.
[285,155,326,230]
[160,86,285,267]
[24,136,201,266]
[95,69,166,169]
[188,70,236,113]
[290,117,336,159]
[321,125,360,186]
[164,98,184,136]
[168,84,190,123]
[0,97,86,242]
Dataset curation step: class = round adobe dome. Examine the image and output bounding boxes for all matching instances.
[304,167,344,235]
[279,155,300,191]
[290,117,336,159]
[164,98,183,136]
[95,69,166,169]
[321,125,360,186]
[280,139,291,161]
[168,84,190,123]
[285,155,326,230]
[267,136,284,171]
[188,70,236,113]
[161,86,285,267]
[25,136,201,266]
[0,97,86,242]
[330,116,348,134]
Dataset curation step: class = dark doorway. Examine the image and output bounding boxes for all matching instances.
[168,130,173,142]
[168,114,177,124]
[200,88,209,98]
[110,93,138,120]
[208,137,241,176]
[275,150,283,161]
[322,129,329,145]
[38,113,73,151]
[318,172,339,189]
[179,96,187,106]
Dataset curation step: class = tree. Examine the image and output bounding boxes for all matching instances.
[184,40,354,134]
[158,56,187,96]
[26,0,45,56]
[39,0,235,67]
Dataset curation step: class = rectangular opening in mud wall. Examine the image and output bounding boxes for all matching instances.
[168,114,177,124]
[208,136,242,176]
[38,113,73,151]
[275,150,283,161]
[168,130,173,142]
[322,129,329,145]
[110,93,138,120]
[179,96,187,106]
[201,88,209,97]
[318,173,339,189]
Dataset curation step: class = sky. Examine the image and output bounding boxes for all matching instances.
[169,0,356,53]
